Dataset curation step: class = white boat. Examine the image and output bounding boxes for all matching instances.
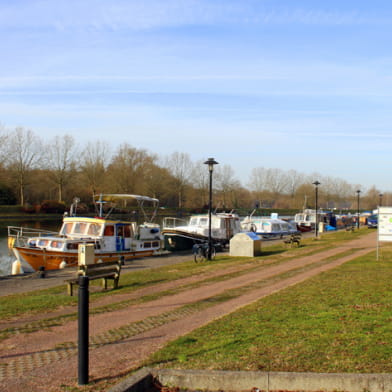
[241,212,298,239]
[294,209,347,232]
[162,212,242,251]
[294,209,328,232]
[8,194,163,272]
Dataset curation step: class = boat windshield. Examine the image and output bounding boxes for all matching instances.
[60,221,103,237]
[190,217,209,226]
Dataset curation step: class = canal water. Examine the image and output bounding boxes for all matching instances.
[0,218,61,276]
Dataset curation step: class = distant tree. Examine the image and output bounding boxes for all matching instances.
[215,164,241,210]
[286,169,305,198]
[189,160,209,207]
[144,164,173,205]
[107,143,155,195]
[248,167,289,208]
[45,134,77,202]
[5,127,42,205]
[164,152,193,209]
[79,140,111,196]
[0,125,8,166]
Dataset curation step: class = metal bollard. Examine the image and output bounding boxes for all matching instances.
[78,276,89,385]
[38,266,46,278]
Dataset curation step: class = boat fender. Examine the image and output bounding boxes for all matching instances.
[8,237,15,250]
[59,261,67,269]
[12,260,23,275]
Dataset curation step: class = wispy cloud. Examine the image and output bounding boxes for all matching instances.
[0,1,387,32]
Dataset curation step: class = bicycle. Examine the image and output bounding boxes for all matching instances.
[193,242,216,263]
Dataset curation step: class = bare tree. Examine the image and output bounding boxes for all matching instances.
[79,140,111,196]
[286,169,305,198]
[164,152,193,209]
[107,143,155,195]
[248,167,289,207]
[215,164,241,209]
[45,134,77,202]
[6,127,42,205]
[190,160,209,207]
[0,125,8,166]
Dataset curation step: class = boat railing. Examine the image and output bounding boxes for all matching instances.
[7,226,59,248]
[162,217,188,229]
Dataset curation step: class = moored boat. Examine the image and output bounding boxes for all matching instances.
[294,209,329,231]
[241,211,298,239]
[162,212,241,251]
[8,194,163,272]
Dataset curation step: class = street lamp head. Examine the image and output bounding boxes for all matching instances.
[312,180,320,187]
[204,158,219,172]
[356,189,361,195]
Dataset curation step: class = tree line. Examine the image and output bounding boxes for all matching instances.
[0,127,387,212]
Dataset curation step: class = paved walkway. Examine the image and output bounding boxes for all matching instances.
[0,231,378,392]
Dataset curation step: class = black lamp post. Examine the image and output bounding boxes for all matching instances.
[356,190,361,229]
[312,181,320,237]
[204,158,218,260]
[379,193,383,207]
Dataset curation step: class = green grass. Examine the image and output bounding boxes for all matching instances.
[145,249,392,373]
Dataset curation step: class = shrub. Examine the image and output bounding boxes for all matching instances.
[40,200,67,214]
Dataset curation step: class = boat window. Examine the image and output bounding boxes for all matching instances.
[38,239,49,247]
[50,241,63,249]
[87,223,102,236]
[67,243,79,250]
[199,218,208,226]
[104,225,115,236]
[61,223,73,235]
[189,217,198,225]
[143,242,151,248]
[212,219,222,229]
[124,225,132,238]
[73,222,87,234]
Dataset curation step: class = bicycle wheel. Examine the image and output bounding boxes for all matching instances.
[194,247,205,263]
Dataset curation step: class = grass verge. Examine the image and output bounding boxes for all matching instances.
[144,247,392,373]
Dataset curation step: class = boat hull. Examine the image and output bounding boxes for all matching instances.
[163,230,206,251]
[162,229,227,251]
[13,246,156,271]
[163,234,201,252]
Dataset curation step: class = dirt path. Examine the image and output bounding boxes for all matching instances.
[0,231,377,392]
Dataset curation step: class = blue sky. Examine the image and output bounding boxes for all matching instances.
[1,0,392,190]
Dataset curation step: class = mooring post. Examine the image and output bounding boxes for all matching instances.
[78,275,89,385]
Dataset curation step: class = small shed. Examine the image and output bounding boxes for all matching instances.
[229,232,262,257]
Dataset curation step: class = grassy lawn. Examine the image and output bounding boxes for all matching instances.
[145,246,392,373]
